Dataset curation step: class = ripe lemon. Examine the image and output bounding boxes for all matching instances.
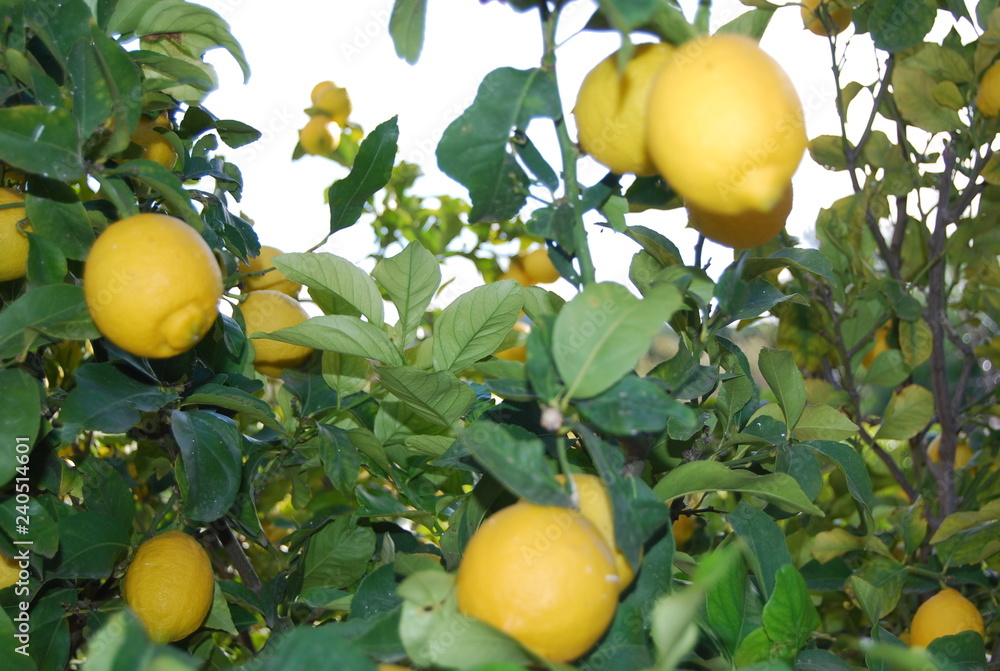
[686,182,793,249]
[0,188,29,281]
[862,325,891,368]
[122,530,215,643]
[456,501,620,662]
[498,262,534,286]
[519,248,561,284]
[496,321,530,362]
[553,473,640,589]
[300,115,339,156]
[976,62,1000,118]
[0,552,21,589]
[241,290,314,377]
[84,213,223,358]
[238,246,302,297]
[311,81,352,127]
[131,115,178,170]
[801,0,852,36]
[909,588,985,648]
[672,514,698,548]
[574,43,676,176]
[926,435,974,469]
[647,34,807,216]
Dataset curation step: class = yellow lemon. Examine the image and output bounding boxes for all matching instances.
[496,321,530,362]
[554,473,641,589]
[238,246,302,297]
[122,530,215,643]
[672,514,698,548]
[0,188,30,281]
[686,182,793,249]
[456,501,620,662]
[84,213,223,358]
[498,263,534,287]
[862,325,891,369]
[131,115,178,170]
[300,115,339,156]
[574,43,676,176]
[519,248,561,284]
[0,552,22,589]
[311,81,352,127]
[241,290,314,377]
[801,0,853,36]
[647,34,807,216]
[926,435,974,469]
[909,588,985,648]
[976,62,1000,118]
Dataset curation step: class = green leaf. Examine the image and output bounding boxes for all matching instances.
[808,135,850,171]
[79,459,136,530]
[76,611,157,671]
[60,363,179,439]
[321,351,372,398]
[0,369,41,489]
[733,626,772,667]
[791,405,859,442]
[855,559,907,619]
[731,278,800,321]
[106,160,202,228]
[302,515,377,592]
[24,194,94,261]
[0,285,98,360]
[744,248,839,288]
[437,68,560,222]
[875,384,935,440]
[575,375,695,436]
[251,625,376,671]
[849,576,883,625]
[869,0,937,53]
[728,501,794,601]
[44,511,129,579]
[931,500,1000,566]
[801,440,875,517]
[892,61,964,133]
[762,565,820,653]
[274,252,384,326]
[171,410,242,523]
[329,117,399,234]
[308,425,363,497]
[389,0,427,64]
[554,283,681,399]
[926,631,987,668]
[0,106,83,181]
[371,241,440,346]
[182,382,283,433]
[705,551,760,659]
[596,0,659,32]
[432,281,523,372]
[758,348,806,433]
[256,315,404,365]
[376,366,475,427]
[0,497,58,559]
[653,461,823,517]
[717,8,775,39]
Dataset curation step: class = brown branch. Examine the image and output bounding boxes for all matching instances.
[211,518,263,595]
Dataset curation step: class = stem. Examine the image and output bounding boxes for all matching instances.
[211,518,264,596]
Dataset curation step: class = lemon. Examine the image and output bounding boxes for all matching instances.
[84,213,223,358]
[862,325,891,368]
[672,514,698,548]
[122,530,215,643]
[574,43,676,176]
[498,263,534,286]
[801,0,853,36]
[686,182,793,249]
[496,321,530,362]
[300,115,339,156]
[976,62,1000,118]
[647,34,807,216]
[0,188,29,281]
[519,248,561,284]
[132,115,178,170]
[241,290,314,377]
[311,81,352,127]
[926,435,974,469]
[238,246,302,297]
[456,501,620,662]
[909,588,985,648]
[0,552,21,589]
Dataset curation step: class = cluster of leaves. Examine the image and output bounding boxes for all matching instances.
[0,0,998,670]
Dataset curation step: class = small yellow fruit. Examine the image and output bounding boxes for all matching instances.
[84,213,223,358]
[976,62,1000,118]
[672,514,698,548]
[926,435,974,469]
[909,588,985,648]
[686,183,793,249]
[498,263,534,287]
[519,248,561,284]
[0,188,30,281]
[311,81,352,127]
[0,552,22,589]
[241,290,314,377]
[238,246,302,297]
[496,322,530,362]
[647,34,807,216]
[300,115,339,156]
[554,473,641,589]
[456,501,620,662]
[862,325,891,368]
[801,0,853,36]
[574,43,676,176]
[132,115,178,170]
[122,530,215,643]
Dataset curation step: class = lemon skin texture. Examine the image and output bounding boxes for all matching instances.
[238,245,302,297]
[241,290,314,377]
[122,530,215,643]
[686,183,793,249]
[311,81,352,127]
[84,213,223,358]
[976,62,1000,118]
[575,43,676,176]
[801,0,852,36]
[456,501,620,662]
[300,115,339,155]
[647,34,807,216]
[132,115,178,170]
[0,188,29,281]
[519,248,561,284]
[909,588,985,648]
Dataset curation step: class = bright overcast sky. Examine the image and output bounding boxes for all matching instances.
[197,0,966,294]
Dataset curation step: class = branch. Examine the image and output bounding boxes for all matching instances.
[211,518,264,596]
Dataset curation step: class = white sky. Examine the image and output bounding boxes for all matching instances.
[196,1,975,298]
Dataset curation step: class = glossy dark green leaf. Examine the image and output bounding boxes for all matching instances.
[171,410,242,523]
[801,440,875,518]
[376,366,475,427]
[79,459,135,530]
[758,348,806,432]
[762,564,820,653]
[329,117,399,234]
[705,551,760,659]
[926,630,987,669]
[795,648,855,671]
[26,232,68,287]
[512,133,558,192]
[302,515,376,592]
[728,501,793,601]
[432,281,522,373]
[775,446,823,502]
[0,496,58,559]
[182,382,283,432]
[253,625,376,671]
[717,7,774,39]
[59,363,179,439]
[648,342,718,400]
[596,0,659,32]
[743,248,838,287]
[576,375,692,436]
[731,278,799,321]
[372,241,440,347]
[869,0,936,53]
[24,194,94,261]
[216,119,261,149]
[0,107,83,181]
[437,68,559,222]
[0,369,41,489]
[44,511,129,579]
[389,0,427,64]
[257,315,404,365]
[106,160,201,228]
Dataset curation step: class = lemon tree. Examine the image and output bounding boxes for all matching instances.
[0,0,997,670]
